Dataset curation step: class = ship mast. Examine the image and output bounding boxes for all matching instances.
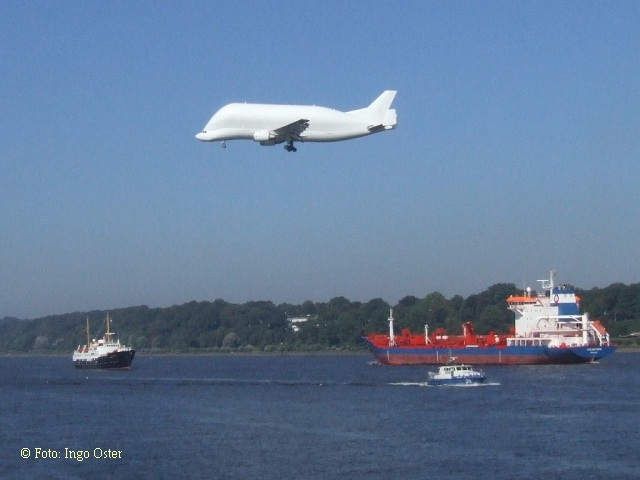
[105,312,114,342]
[388,308,396,346]
[86,318,91,346]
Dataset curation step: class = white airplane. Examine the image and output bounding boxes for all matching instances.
[195,91,397,152]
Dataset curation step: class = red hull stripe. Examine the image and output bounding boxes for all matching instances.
[365,343,616,365]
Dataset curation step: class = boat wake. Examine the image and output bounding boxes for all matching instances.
[389,381,501,388]
[388,381,428,387]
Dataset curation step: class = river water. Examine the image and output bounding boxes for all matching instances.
[1,352,638,479]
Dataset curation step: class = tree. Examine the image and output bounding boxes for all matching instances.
[222,332,240,348]
[3,279,638,353]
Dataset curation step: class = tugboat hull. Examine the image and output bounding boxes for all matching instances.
[73,350,135,370]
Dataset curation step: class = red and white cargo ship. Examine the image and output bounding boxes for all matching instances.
[363,271,616,365]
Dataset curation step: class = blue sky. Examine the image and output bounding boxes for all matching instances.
[1,1,639,319]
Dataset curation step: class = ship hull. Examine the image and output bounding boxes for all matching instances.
[73,350,136,370]
[363,340,616,366]
[427,377,486,386]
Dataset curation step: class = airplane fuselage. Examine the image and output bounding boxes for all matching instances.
[197,104,373,143]
[196,91,397,151]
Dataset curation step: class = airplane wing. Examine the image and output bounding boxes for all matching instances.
[273,119,310,142]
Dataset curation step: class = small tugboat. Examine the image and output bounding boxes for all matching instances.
[427,358,486,386]
[73,313,135,369]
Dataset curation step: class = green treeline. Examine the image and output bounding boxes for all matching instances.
[2,282,640,354]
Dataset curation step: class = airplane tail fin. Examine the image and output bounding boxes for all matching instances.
[348,90,397,131]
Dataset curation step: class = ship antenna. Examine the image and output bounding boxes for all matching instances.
[538,269,556,291]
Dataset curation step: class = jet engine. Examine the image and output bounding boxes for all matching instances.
[253,130,277,143]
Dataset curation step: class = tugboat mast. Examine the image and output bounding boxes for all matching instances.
[105,312,114,342]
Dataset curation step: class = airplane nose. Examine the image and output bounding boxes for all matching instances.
[195,131,207,141]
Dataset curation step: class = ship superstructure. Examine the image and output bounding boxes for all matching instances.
[505,272,611,354]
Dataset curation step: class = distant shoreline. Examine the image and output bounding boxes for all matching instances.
[1,350,372,358]
[3,348,639,357]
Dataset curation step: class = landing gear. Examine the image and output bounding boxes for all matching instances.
[284,140,297,152]
[221,141,226,149]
